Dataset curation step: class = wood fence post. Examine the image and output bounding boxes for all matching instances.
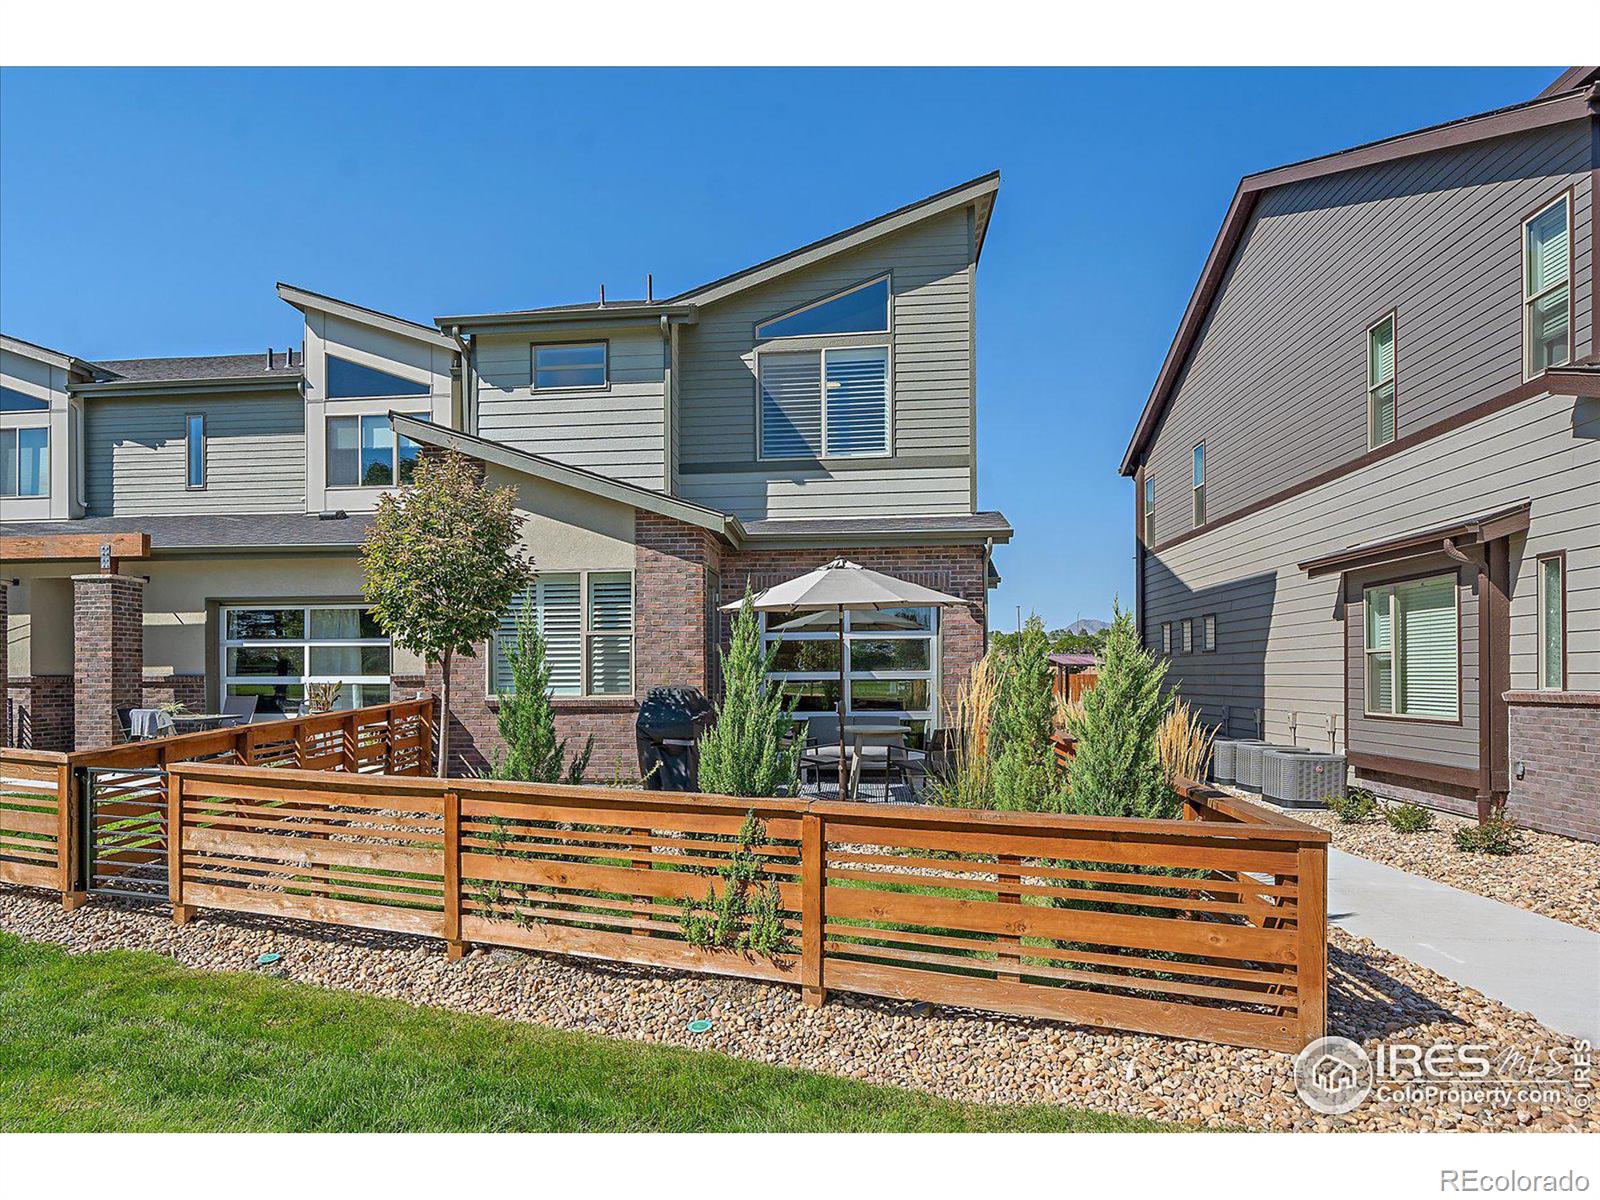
[997,853,1022,982]
[57,763,87,911]
[443,789,465,960]
[169,770,194,925]
[1295,841,1328,1048]
[801,811,825,1008]
[632,826,653,936]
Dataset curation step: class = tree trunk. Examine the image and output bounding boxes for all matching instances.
[438,647,452,778]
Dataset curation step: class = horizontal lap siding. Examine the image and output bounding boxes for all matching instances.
[676,208,975,520]
[476,327,666,491]
[1142,392,1600,755]
[1144,120,1593,545]
[85,391,306,516]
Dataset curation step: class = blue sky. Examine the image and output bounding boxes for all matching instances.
[0,67,1561,626]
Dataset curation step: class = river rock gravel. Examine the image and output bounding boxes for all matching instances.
[1,888,1592,1132]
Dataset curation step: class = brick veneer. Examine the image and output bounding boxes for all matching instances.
[5,676,74,751]
[142,674,208,712]
[72,573,145,750]
[1505,692,1600,842]
[1354,767,1480,822]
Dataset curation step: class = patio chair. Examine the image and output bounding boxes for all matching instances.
[796,714,843,793]
[116,706,137,740]
[847,727,925,802]
[220,694,258,726]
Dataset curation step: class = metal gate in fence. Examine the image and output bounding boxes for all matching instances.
[83,766,168,901]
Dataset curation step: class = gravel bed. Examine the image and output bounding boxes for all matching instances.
[2,888,1593,1132]
[1263,802,1600,933]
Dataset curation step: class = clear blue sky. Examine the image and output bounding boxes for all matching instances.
[0,67,1562,626]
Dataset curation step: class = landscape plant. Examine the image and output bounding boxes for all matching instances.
[1383,801,1434,834]
[1155,699,1214,789]
[697,591,801,798]
[490,606,593,784]
[986,614,1069,812]
[680,812,790,955]
[1328,786,1378,824]
[924,655,999,809]
[1452,812,1527,855]
[362,449,530,775]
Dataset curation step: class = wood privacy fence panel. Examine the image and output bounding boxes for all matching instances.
[161,764,1328,1053]
[0,750,72,893]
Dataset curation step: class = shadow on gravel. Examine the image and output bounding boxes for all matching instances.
[1328,941,1460,1039]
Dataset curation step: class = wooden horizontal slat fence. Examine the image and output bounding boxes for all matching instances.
[0,749,73,896]
[159,762,1329,1052]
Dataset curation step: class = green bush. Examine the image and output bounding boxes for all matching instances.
[697,591,800,798]
[490,606,592,784]
[1382,801,1434,834]
[1452,813,1528,856]
[986,615,1067,812]
[1328,786,1377,824]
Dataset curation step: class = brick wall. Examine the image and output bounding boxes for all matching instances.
[72,573,145,750]
[1354,767,1480,821]
[1505,693,1600,842]
[5,676,74,751]
[142,674,208,711]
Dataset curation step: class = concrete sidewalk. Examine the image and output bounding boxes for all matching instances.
[1327,848,1600,1044]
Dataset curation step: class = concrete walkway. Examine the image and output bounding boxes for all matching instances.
[1328,848,1600,1045]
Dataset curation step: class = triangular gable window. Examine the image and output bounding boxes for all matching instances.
[756,277,889,339]
[326,354,430,399]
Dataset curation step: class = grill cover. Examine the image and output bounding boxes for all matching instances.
[635,686,715,791]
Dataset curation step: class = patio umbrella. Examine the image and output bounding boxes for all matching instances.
[722,559,969,798]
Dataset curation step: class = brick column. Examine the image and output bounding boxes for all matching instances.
[72,573,145,750]
[635,513,719,695]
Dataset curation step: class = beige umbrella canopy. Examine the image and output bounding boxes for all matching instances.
[723,559,968,797]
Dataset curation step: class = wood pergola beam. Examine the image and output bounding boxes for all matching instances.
[0,532,151,570]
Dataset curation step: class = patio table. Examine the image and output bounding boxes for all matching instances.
[168,712,237,733]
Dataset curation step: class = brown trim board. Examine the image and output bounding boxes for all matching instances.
[1299,501,1530,578]
[1348,752,1479,791]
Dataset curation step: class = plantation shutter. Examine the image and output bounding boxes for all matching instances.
[492,589,531,696]
[759,352,823,458]
[587,572,633,696]
[823,347,888,456]
[537,576,583,697]
[1395,576,1458,718]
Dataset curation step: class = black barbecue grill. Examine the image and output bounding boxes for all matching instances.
[635,686,715,790]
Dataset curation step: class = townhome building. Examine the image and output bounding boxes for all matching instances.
[2,173,1010,773]
[1123,69,1600,840]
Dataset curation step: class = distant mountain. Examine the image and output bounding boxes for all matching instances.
[1062,619,1109,635]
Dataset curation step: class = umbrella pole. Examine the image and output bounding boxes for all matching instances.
[837,609,847,799]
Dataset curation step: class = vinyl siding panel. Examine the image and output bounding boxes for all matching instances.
[676,207,976,520]
[1141,391,1600,764]
[84,391,307,516]
[475,325,666,491]
[1143,120,1594,544]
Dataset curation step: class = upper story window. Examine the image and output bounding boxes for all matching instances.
[1523,195,1571,377]
[185,414,206,490]
[1364,574,1458,721]
[1143,476,1155,543]
[759,346,889,459]
[325,354,430,399]
[1367,312,1396,449]
[1,385,49,412]
[327,413,425,488]
[534,342,608,390]
[1160,622,1172,655]
[755,277,889,339]
[0,427,49,497]
[1191,443,1205,526]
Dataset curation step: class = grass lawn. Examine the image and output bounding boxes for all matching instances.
[0,932,1173,1133]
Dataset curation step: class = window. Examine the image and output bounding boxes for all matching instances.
[221,604,391,718]
[758,346,889,459]
[0,427,48,497]
[1180,619,1193,654]
[185,414,205,489]
[1,385,48,412]
[1191,443,1206,526]
[327,413,425,487]
[325,354,430,399]
[1201,613,1217,652]
[533,342,608,390]
[1143,476,1156,544]
[491,572,634,698]
[762,606,937,731]
[1538,554,1565,691]
[1367,312,1396,448]
[1160,622,1172,655]
[756,277,890,340]
[1364,575,1458,720]
[1524,196,1571,377]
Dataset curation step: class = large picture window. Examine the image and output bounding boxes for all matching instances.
[0,427,49,497]
[755,277,889,340]
[1363,575,1458,720]
[325,354,430,399]
[761,606,937,731]
[491,571,634,698]
[221,604,392,718]
[758,346,889,459]
[1523,195,1571,377]
[327,413,425,487]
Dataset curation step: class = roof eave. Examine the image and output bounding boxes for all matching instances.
[1298,500,1532,578]
[72,374,304,398]
[434,304,699,334]
[277,282,459,352]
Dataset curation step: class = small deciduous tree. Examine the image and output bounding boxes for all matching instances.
[491,606,592,783]
[361,448,530,776]
[1063,604,1176,819]
[697,592,801,798]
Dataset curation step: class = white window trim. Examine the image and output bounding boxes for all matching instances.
[1366,310,1397,450]
[754,274,892,341]
[325,411,427,491]
[755,344,893,463]
[531,339,610,393]
[220,603,391,716]
[760,608,940,725]
[1522,193,1572,380]
[1362,575,1460,722]
[487,569,636,700]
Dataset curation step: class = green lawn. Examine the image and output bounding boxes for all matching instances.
[0,932,1171,1133]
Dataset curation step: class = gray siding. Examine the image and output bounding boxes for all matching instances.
[1144,119,1594,545]
[85,391,307,516]
[676,206,976,520]
[1142,390,1600,765]
[475,325,666,491]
